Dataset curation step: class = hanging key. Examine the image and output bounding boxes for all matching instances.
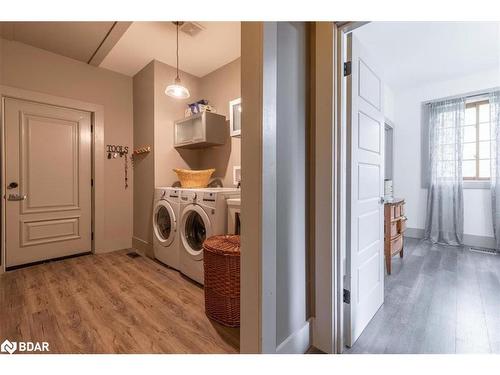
[124,153,129,189]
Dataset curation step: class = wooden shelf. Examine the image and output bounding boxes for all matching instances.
[384,200,406,275]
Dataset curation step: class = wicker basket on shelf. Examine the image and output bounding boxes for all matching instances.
[173,168,215,188]
[203,235,240,327]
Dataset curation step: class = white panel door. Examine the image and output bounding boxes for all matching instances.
[345,34,385,347]
[5,98,92,267]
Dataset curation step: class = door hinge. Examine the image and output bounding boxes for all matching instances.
[91,178,94,187]
[90,124,94,133]
[344,61,352,77]
[343,288,351,304]
[91,232,94,241]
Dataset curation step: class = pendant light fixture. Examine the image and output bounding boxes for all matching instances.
[165,21,190,99]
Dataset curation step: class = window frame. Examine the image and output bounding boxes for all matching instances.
[463,99,490,181]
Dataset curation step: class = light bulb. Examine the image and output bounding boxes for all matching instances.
[165,82,190,99]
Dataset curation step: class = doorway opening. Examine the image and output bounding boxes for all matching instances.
[338,22,500,354]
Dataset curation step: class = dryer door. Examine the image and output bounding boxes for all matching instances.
[180,204,212,260]
[153,200,176,247]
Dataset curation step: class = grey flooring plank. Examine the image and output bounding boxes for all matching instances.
[485,315,500,354]
[346,238,500,354]
[384,273,434,354]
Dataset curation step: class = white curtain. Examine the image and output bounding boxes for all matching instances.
[490,91,500,251]
[424,98,465,245]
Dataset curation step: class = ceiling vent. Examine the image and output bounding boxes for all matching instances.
[179,22,204,37]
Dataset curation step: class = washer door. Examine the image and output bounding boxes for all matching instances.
[153,200,176,247]
[180,204,212,260]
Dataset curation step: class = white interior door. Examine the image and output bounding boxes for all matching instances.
[345,33,385,347]
[4,98,92,267]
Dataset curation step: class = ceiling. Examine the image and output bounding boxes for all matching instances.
[0,22,116,63]
[99,22,241,78]
[354,22,500,90]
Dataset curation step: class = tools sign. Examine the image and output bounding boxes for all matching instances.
[106,144,129,159]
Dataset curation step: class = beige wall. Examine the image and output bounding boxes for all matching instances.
[153,60,202,187]
[1,39,133,252]
[153,58,241,188]
[132,58,241,255]
[0,37,3,84]
[132,60,202,253]
[132,61,155,254]
[199,58,241,187]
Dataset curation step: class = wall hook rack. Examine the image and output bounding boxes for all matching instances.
[132,146,151,156]
[131,146,151,167]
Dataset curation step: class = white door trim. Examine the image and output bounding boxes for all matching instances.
[0,85,105,273]
[240,21,278,353]
[310,21,342,354]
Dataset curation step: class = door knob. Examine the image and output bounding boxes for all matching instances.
[8,193,27,201]
[380,196,386,205]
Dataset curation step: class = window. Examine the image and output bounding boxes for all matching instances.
[463,100,491,180]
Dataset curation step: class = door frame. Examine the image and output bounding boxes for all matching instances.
[309,21,342,354]
[240,21,278,353]
[335,22,371,352]
[240,21,348,354]
[0,85,105,273]
[240,21,313,354]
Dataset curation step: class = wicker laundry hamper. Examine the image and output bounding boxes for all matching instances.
[203,235,240,327]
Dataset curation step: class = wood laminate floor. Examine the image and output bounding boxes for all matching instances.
[0,250,239,353]
[346,238,500,354]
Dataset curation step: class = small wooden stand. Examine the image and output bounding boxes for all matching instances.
[384,198,406,275]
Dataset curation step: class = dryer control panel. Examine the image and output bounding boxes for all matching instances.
[202,192,216,202]
[168,189,180,198]
[180,190,197,203]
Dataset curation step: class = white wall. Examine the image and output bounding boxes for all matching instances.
[383,83,395,123]
[240,21,310,353]
[275,21,308,348]
[393,68,500,239]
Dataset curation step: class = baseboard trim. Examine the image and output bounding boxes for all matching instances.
[463,234,496,249]
[405,227,425,239]
[405,227,495,249]
[132,236,153,257]
[94,246,128,254]
[276,319,311,354]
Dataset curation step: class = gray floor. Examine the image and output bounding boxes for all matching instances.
[346,237,500,354]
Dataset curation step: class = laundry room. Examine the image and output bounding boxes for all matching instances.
[129,21,242,349]
[0,21,242,353]
[1,19,313,355]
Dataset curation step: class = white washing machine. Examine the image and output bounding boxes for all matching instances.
[153,187,182,270]
[178,188,241,284]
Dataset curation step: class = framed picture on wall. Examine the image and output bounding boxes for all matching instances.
[229,98,241,137]
[233,165,241,186]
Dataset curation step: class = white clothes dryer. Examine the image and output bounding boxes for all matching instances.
[178,188,240,284]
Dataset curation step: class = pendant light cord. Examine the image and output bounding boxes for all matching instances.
[176,22,180,80]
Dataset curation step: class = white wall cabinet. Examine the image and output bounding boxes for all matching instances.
[174,112,227,149]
